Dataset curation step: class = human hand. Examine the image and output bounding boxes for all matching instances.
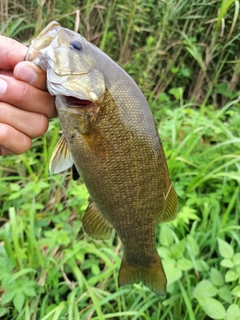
[0,35,56,156]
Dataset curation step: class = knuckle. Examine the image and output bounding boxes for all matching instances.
[18,83,31,102]
[0,123,32,154]
[0,123,11,141]
[0,123,15,144]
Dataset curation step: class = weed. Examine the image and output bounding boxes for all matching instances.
[0,1,240,319]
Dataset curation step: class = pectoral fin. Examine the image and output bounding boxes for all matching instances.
[82,200,114,240]
[49,135,73,174]
[158,182,178,223]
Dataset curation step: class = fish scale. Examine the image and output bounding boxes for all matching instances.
[25,21,179,295]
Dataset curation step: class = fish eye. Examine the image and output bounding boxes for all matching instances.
[70,40,83,51]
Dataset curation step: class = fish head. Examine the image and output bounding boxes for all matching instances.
[25,21,105,103]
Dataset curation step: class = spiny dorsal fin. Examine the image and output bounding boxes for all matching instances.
[49,135,73,174]
[82,200,114,240]
[157,181,178,223]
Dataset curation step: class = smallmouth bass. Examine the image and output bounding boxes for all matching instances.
[26,21,178,295]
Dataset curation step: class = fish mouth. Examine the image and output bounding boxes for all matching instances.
[66,96,93,107]
[65,96,100,117]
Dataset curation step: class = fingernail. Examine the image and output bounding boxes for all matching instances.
[0,78,8,95]
[17,66,37,84]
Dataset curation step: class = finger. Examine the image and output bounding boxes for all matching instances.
[0,35,27,69]
[0,146,14,156]
[14,61,48,91]
[0,75,56,119]
[0,123,32,155]
[0,101,49,138]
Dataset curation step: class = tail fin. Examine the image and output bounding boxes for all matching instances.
[118,255,167,295]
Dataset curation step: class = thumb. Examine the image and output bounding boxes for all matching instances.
[14,61,48,91]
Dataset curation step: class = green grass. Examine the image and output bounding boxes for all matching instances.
[1,0,240,319]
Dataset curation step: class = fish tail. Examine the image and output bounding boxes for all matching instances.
[118,254,167,295]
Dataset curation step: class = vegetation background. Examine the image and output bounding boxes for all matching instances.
[0,0,240,319]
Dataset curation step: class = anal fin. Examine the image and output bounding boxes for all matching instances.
[158,182,178,223]
[82,200,114,240]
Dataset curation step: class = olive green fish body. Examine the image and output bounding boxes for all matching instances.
[26,22,178,295]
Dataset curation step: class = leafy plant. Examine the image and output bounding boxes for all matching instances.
[0,0,240,319]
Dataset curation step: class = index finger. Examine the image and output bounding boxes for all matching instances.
[0,35,27,69]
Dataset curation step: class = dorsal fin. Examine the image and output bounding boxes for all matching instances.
[157,181,178,223]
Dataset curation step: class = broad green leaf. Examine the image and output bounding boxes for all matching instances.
[187,235,199,257]
[13,291,25,313]
[0,272,13,285]
[170,240,186,259]
[172,206,199,227]
[218,285,232,304]
[210,268,224,287]
[225,270,239,282]
[193,280,217,299]
[0,307,9,317]
[22,202,44,210]
[8,192,22,200]
[198,297,226,319]
[233,253,240,265]
[220,258,234,268]
[1,291,15,305]
[195,259,209,271]
[176,258,193,271]
[231,285,240,297]
[163,258,182,285]
[160,225,174,246]
[217,238,234,259]
[236,265,240,274]
[226,304,240,320]
[38,181,50,189]
[169,87,183,101]
[158,247,170,258]
[166,266,182,285]
[23,287,36,297]
[91,264,100,275]
[9,183,21,192]
[11,270,37,282]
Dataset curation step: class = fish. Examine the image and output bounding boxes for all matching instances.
[25,21,178,295]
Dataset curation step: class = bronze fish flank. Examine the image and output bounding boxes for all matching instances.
[26,21,178,295]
